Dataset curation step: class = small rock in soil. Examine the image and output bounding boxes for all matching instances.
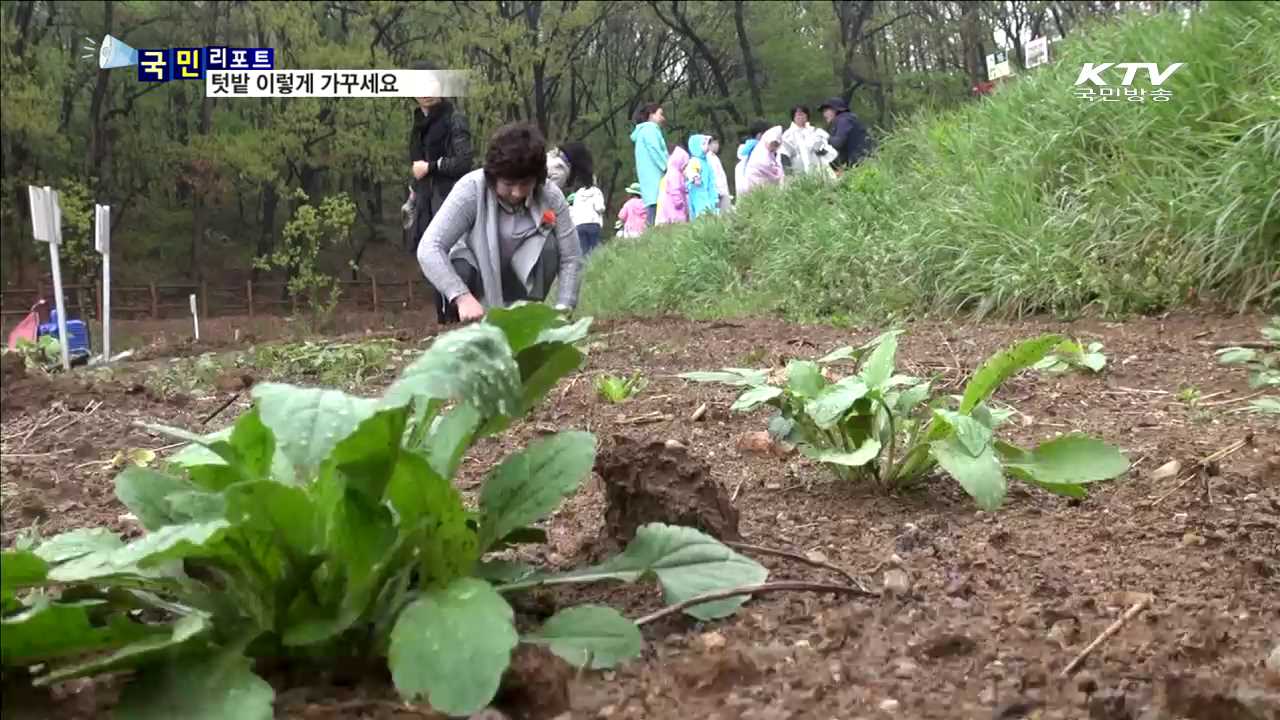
[594,435,741,549]
[699,631,727,652]
[1267,643,1280,676]
[878,698,901,712]
[882,568,911,595]
[919,633,978,659]
[1151,460,1182,481]
[1047,619,1080,649]
[891,657,920,678]
[492,645,572,720]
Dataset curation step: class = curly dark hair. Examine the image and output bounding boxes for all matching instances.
[483,122,547,187]
[790,105,811,120]
[560,141,594,190]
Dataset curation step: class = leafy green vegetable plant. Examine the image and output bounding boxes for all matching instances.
[1216,316,1279,414]
[595,372,645,403]
[1,304,767,718]
[3,335,62,372]
[1033,339,1107,374]
[682,331,1129,510]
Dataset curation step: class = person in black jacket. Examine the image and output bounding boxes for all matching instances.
[408,62,475,323]
[817,97,872,169]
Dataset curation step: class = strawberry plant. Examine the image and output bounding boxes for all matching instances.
[683,331,1129,509]
[1033,339,1107,374]
[1,304,767,718]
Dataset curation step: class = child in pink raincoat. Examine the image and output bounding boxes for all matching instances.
[655,145,690,224]
[615,182,648,238]
[739,125,784,197]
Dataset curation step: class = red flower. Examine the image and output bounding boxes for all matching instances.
[541,209,556,227]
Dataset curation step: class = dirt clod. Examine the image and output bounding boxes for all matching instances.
[595,435,741,548]
[493,645,572,720]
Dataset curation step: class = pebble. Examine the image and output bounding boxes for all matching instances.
[878,699,900,713]
[1267,643,1280,676]
[699,631,727,651]
[891,657,919,678]
[805,549,829,564]
[1181,532,1206,547]
[883,568,911,595]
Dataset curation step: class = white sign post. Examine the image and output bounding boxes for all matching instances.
[1024,36,1050,69]
[95,204,111,363]
[190,294,200,341]
[28,186,70,372]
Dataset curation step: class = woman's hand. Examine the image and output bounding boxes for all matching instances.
[455,293,485,322]
[412,160,430,180]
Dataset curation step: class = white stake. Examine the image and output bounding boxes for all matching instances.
[96,204,111,363]
[190,293,200,341]
[29,186,70,372]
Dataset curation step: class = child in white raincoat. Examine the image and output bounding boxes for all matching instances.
[780,105,835,181]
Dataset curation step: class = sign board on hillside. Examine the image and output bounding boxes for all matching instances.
[1025,37,1050,68]
[986,50,1012,80]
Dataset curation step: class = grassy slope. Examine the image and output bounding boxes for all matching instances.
[580,2,1279,324]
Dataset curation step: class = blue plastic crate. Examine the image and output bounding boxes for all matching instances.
[38,308,92,361]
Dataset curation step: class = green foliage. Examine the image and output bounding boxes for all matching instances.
[247,340,399,387]
[3,335,61,372]
[254,191,356,326]
[1216,316,1280,414]
[595,372,646,403]
[1034,340,1107,374]
[684,332,1130,509]
[2,305,766,717]
[583,2,1280,322]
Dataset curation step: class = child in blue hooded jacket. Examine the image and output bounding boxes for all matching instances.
[685,134,720,220]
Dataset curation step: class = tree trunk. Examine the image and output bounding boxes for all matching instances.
[733,0,764,117]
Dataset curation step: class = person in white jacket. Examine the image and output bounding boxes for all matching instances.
[569,182,605,255]
[779,105,835,181]
[706,136,732,212]
[734,120,770,200]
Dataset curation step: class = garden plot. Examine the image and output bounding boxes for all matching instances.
[1,310,1277,720]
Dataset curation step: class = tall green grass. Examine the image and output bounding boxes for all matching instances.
[582,2,1280,322]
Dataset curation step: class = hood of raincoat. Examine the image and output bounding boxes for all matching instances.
[758,125,783,149]
[737,139,758,161]
[667,145,690,175]
[688,134,710,161]
[630,121,659,143]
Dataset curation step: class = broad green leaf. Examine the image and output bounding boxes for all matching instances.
[37,613,211,685]
[144,424,248,489]
[512,342,584,417]
[224,482,319,558]
[800,439,882,467]
[859,332,898,388]
[535,316,592,345]
[960,334,1063,413]
[996,434,1129,486]
[226,408,276,480]
[385,452,477,584]
[52,522,231,583]
[115,468,195,531]
[2,598,154,666]
[805,377,869,429]
[527,524,768,621]
[324,406,409,501]
[1247,396,1280,415]
[484,303,562,353]
[730,385,783,412]
[383,323,523,419]
[33,528,123,564]
[817,345,856,363]
[786,361,826,398]
[252,383,380,477]
[932,409,993,457]
[931,436,1006,510]
[895,382,933,416]
[478,432,596,552]
[2,550,48,593]
[389,578,517,716]
[113,643,273,720]
[427,403,482,480]
[1215,348,1256,365]
[678,368,769,387]
[523,605,643,669]
[165,491,226,523]
[767,414,795,441]
[1080,351,1107,373]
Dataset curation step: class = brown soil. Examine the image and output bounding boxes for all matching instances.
[3,310,1278,720]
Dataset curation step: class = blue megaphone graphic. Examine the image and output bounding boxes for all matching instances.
[98,35,138,69]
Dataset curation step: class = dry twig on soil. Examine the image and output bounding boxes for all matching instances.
[1150,438,1248,507]
[1060,596,1153,678]
[723,541,876,594]
[634,581,878,626]
[617,411,672,425]
[1195,340,1278,350]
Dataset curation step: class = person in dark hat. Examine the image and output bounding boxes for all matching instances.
[818,97,872,170]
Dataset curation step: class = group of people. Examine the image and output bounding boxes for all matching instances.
[404,71,873,325]
[620,96,872,235]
